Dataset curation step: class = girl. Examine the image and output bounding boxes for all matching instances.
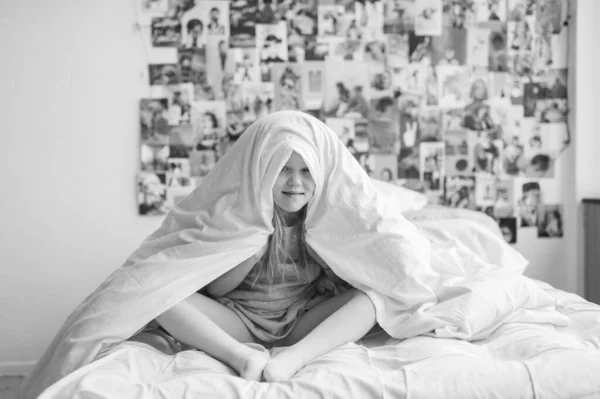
[155,150,378,382]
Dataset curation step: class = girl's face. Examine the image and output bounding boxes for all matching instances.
[272,151,316,213]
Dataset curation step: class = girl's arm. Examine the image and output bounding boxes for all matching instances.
[205,245,267,298]
[307,246,349,288]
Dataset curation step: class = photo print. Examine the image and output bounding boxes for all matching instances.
[137,171,168,215]
[229,0,258,47]
[204,1,229,37]
[475,0,507,25]
[166,158,193,188]
[148,63,181,86]
[363,40,387,65]
[190,100,227,153]
[141,143,170,172]
[444,126,470,176]
[498,217,517,243]
[189,149,218,178]
[367,117,400,155]
[537,204,564,238]
[397,94,422,149]
[325,117,355,146]
[140,98,170,145]
[420,141,445,193]
[178,47,207,86]
[151,83,194,126]
[431,26,467,66]
[474,173,496,208]
[231,47,260,84]
[437,65,471,107]
[383,0,416,35]
[386,33,410,68]
[318,4,346,37]
[488,25,508,72]
[469,129,502,175]
[516,179,542,227]
[493,178,515,218]
[300,61,325,110]
[418,107,442,141]
[414,0,443,36]
[444,176,476,209]
[168,124,195,159]
[323,60,371,119]
[466,27,491,66]
[408,33,433,64]
[151,17,182,47]
[354,0,385,41]
[256,22,288,81]
[239,83,275,124]
[371,153,398,182]
[272,63,304,111]
[180,5,206,49]
[441,0,477,28]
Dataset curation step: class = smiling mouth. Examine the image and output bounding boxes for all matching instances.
[283,191,304,196]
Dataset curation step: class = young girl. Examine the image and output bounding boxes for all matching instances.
[155,151,377,382]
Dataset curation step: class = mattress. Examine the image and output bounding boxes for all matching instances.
[37,208,600,399]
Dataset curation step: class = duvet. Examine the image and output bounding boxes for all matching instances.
[36,208,600,399]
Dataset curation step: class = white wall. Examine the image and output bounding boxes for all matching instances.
[0,0,595,374]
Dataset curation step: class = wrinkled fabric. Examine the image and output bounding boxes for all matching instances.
[20,111,564,399]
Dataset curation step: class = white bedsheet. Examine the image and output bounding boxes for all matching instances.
[38,281,600,399]
[37,209,600,399]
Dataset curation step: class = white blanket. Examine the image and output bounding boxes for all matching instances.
[36,214,600,399]
[19,111,569,398]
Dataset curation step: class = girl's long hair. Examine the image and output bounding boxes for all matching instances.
[252,204,309,286]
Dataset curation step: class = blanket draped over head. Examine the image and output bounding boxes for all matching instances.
[19,110,563,399]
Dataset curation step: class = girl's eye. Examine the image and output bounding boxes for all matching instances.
[302,168,310,173]
[282,166,290,172]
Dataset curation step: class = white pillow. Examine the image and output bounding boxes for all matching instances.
[371,178,428,212]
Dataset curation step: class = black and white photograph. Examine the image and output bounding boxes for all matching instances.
[140,98,170,144]
[272,64,303,111]
[444,175,476,209]
[498,217,517,243]
[137,171,168,215]
[151,17,182,47]
[148,63,181,86]
[229,0,258,47]
[537,204,564,238]
[414,0,443,36]
[383,0,416,34]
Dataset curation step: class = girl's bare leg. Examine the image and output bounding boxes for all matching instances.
[263,288,376,381]
[155,293,270,381]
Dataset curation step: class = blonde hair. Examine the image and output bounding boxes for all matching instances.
[252,205,309,286]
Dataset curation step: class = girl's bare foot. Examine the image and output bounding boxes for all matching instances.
[263,347,304,382]
[234,347,270,381]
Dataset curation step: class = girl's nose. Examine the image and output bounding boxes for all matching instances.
[287,173,301,185]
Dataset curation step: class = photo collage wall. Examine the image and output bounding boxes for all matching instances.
[137,0,570,244]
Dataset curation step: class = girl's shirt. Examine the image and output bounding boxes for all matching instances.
[222,223,324,313]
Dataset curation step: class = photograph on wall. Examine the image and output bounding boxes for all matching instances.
[469,130,502,175]
[397,94,422,149]
[475,0,507,25]
[140,98,170,145]
[443,176,476,209]
[537,204,564,238]
[151,17,182,47]
[364,40,387,65]
[178,47,207,87]
[169,124,195,158]
[300,61,325,110]
[180,5,206,48]
[272,63,304,111]
[191,100,227,152]
[229,0,258,47]
[383,0,416,34]
[488,27,508,72]
[420,141,444,193]
[498,217,517,244]
[141,143,170,172]
[371,153,398,182]
[431,26,467,65]
[256,22,289,81]
[325,117,355,146]
[414,0,442,36]
[189,149,218,178]
[444,126,470,176]
[204,1,230,37]
[474,173,496,210]
[493,178,515,218]
[354,0,385,41]
[386,33,409,68]
[318,4,346,37]
[516,180,542,227]
[323,60,370,119]
[148,63,181,86]
[137,171,168,215]
[466,27,490,66]
[151,83,194,126]
[166,158,193,188]
[408,33,432,64]
[231,47,260,84]
[418,107,442,141]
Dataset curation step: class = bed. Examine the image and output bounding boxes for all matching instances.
[34,205,600,399]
